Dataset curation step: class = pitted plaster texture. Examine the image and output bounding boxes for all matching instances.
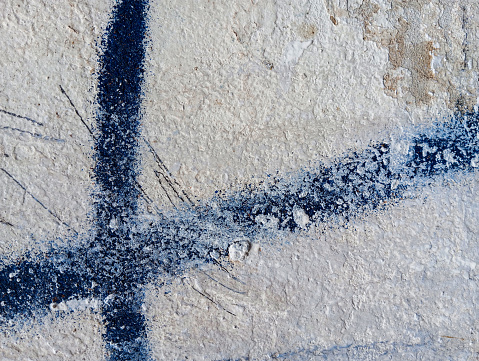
[1,0,478,360]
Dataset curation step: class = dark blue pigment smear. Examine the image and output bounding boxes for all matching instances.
[0,0,479,355]
[1,107,479,359]
[1,114,479,300]
[87,0,150,360]
[407,112,479,177]
[207,111,479,234]
[216,337,468,360]
[0,248,91,323]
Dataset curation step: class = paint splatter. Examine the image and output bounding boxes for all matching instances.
[208,112,479,235]
[1,0,479,359]
[2,111,479,346]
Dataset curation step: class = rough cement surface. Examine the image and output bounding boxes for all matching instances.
[1,0,478,360]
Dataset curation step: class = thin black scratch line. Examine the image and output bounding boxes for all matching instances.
[143,137,195,205]
[136,182,153,203]
[1,167,77,234]
[59,85,94,136]
[0,217,14,227]
[187,280,237,317]
[212,258,246,285]
[154,162,186,203]
[136,179,162,214]
[199,270,246,295]
[1,126,64,142]
[160,168,186,203]
[59,80,186,213]
[154,169,177,208]
[0,108,44,126]
[136,181,162,214]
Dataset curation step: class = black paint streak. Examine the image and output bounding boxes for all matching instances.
[0,108,44,126]
[59,85,94,136]
[1,167,76,233]
[0,126,64,142]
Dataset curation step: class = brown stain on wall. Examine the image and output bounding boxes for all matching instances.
[324,0,479,110]
[355,0,437,105]
[407,41,437,104]
[296,23,318,40]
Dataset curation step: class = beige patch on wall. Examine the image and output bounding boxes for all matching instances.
[326,0,479,110]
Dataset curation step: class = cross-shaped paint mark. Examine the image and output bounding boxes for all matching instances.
[2,1,479,360]
[1,1,153,359]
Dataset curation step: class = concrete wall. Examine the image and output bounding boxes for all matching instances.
[1,0,478,360]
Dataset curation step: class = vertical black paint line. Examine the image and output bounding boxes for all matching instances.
[90,1,150,360]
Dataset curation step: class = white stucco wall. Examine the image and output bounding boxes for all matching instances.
[1,0,478,359]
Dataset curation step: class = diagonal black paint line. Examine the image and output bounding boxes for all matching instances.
[59,85,94,136]
[199,270,246,295]
[0,108,44,126]
[143,137,195,205]
[0,217,14,227]
[1,168,77,234]
[0,126,64,142]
